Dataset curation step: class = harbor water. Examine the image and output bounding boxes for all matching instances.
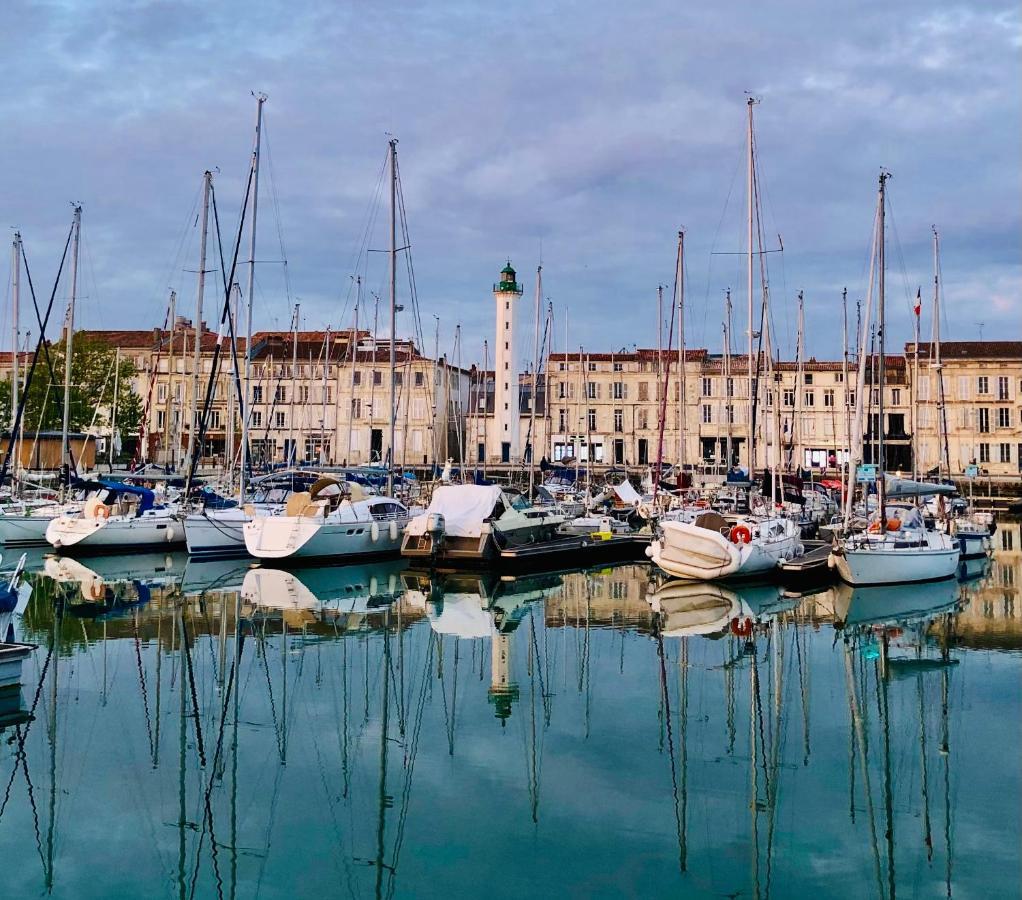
[0,530,1020,898]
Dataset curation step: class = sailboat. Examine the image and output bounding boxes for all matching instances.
[646,100,803,581]
[829,173,959,586]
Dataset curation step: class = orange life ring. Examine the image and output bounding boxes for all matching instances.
[886,519,901,532]
[730,524,752,545]
[730,617,753,637]
[695,499,709,508]
[96,505,111,520]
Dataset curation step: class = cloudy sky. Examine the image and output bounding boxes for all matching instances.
[1,0,1019,365]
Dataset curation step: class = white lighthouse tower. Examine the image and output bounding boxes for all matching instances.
[491,261,522,464]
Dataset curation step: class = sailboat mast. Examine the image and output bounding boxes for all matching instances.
[189,170,212,472]
[287,302,299,464]
[912,288,920,481]
[877,171,889,515]
[347,280,359,464]
[676,231,686,472]
[933,227,950,478]
[110,346,120,469]
[746,97,756,475]
[724,289,733,469]
[842,288,851,493]
[795,290,804,471]
[240,93,265,503]
[529,265,542,495]
[388,138,398,496]
[10,233,19,430]
[61,205,82,476]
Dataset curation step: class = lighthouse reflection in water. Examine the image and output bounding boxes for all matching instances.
[0,540,1019,899]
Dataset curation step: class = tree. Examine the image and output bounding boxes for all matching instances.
[0,336,143,459]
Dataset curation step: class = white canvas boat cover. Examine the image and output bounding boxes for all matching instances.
[613,480,641,505]
[416,485,502,538]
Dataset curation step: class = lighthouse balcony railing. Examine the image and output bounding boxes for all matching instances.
[493,281,523,293]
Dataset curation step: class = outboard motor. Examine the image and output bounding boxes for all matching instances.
[426,512,446,558]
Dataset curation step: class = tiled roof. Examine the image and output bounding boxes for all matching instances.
[906,341,1022,360]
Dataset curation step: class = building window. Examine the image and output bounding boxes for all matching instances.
[394,372,403,386]
[373,370,382,386]
[274,386,286,404]
[835,372,844,383]
[977,376,989,395]
[701,377,713,396]
[998,376,1009,400]
[638,382,649,402]
[558,409,567,431]
[275,412,285,429]
[804,391,815,407]
[252,385,263,404]
[613,409,623,432]
[588,362,597,372]
[979,408,990,433]
[251,411,262,428]
[1000,443,1011,463]
[587,382,597,399]
[587,409,596,430]
[209,410,221,429]
[824,389,835,407]
[998,407,1011,428]
[702,404,712,424]
[612,382,624,400]
[637,409,648,430]
[891,388,901,406]
[351,398,361,418]
[979,443,990,463]
[353,371,361,386]
[804,373,813,385]
[726,377,734,397]
[157,384,167,402]
[613,361,623,372]
[156,410,166,429]
[783,389,795,407]
[1002,529,1014,552]
[415,371,424,387]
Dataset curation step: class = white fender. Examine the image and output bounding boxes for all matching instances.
[389,520,398,541]
[166,525,176,542]
[370,522,380,543]
[388,574,397,593]
[370,576,379,595]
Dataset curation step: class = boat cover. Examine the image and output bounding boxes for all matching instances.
[423,485,502,538]
[884,475,956,498]
[613,480,640,505]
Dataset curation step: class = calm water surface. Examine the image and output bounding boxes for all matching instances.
[1,528,1020,899]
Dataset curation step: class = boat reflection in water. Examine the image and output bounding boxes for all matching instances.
[0,551,1018,898]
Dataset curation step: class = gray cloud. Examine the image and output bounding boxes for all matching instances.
[0,0,1018,362]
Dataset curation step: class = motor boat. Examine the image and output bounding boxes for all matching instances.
[646,509,803,581]
[243,477,408,562]
[828,502,960,586]
[402,484,564,563]
[45,481,183,553]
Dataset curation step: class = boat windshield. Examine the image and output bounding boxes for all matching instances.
[883,505,923,530]
[509,493,531,511]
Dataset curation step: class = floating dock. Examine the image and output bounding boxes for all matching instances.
[778,540,832,580]
[496,533,651,572]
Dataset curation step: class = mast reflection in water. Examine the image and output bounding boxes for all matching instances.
[0,537,1019,898]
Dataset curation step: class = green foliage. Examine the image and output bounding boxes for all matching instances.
[2,337,142,451]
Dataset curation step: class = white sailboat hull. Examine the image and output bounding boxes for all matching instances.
[46,512,183,552]
[184,509,251,558]
[0,514,54,546]
[243,516,404,561]
[829,532,960,586]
